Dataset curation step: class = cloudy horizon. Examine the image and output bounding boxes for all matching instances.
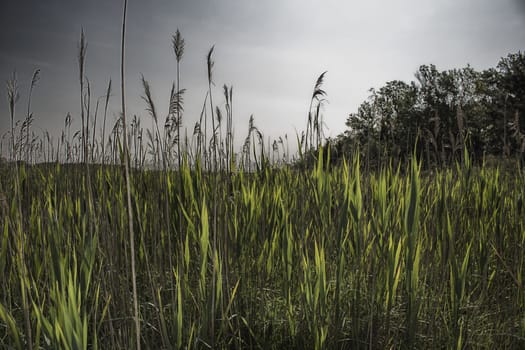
[1,0,524,154]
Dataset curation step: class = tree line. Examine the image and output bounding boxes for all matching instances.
[329,51,525,169]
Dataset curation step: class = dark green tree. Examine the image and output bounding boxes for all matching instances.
[336,51,525,168]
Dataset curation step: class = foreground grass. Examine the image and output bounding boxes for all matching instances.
[0,154,524,349]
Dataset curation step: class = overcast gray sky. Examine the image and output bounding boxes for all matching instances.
[1,0,524,152]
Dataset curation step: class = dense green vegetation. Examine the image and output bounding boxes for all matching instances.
[1,152,524,349]
[1,5,524,348]
[329,52,525,169]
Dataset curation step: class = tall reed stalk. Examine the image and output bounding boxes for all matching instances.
[119,0,140,348]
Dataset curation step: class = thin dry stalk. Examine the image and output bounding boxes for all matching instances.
[120,0,141,348]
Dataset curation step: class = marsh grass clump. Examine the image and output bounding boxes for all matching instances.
[1,144,524,349]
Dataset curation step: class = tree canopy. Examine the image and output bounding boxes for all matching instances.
[331,51,525,168]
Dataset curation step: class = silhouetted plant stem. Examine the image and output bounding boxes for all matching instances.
[120,0,141,348]
[101,79,112,166]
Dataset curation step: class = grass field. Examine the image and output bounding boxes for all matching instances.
[0,150,524,349]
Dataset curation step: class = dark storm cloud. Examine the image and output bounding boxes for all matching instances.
[0,0,123,132]
[0,1,67,65]
[513,0,525,17]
